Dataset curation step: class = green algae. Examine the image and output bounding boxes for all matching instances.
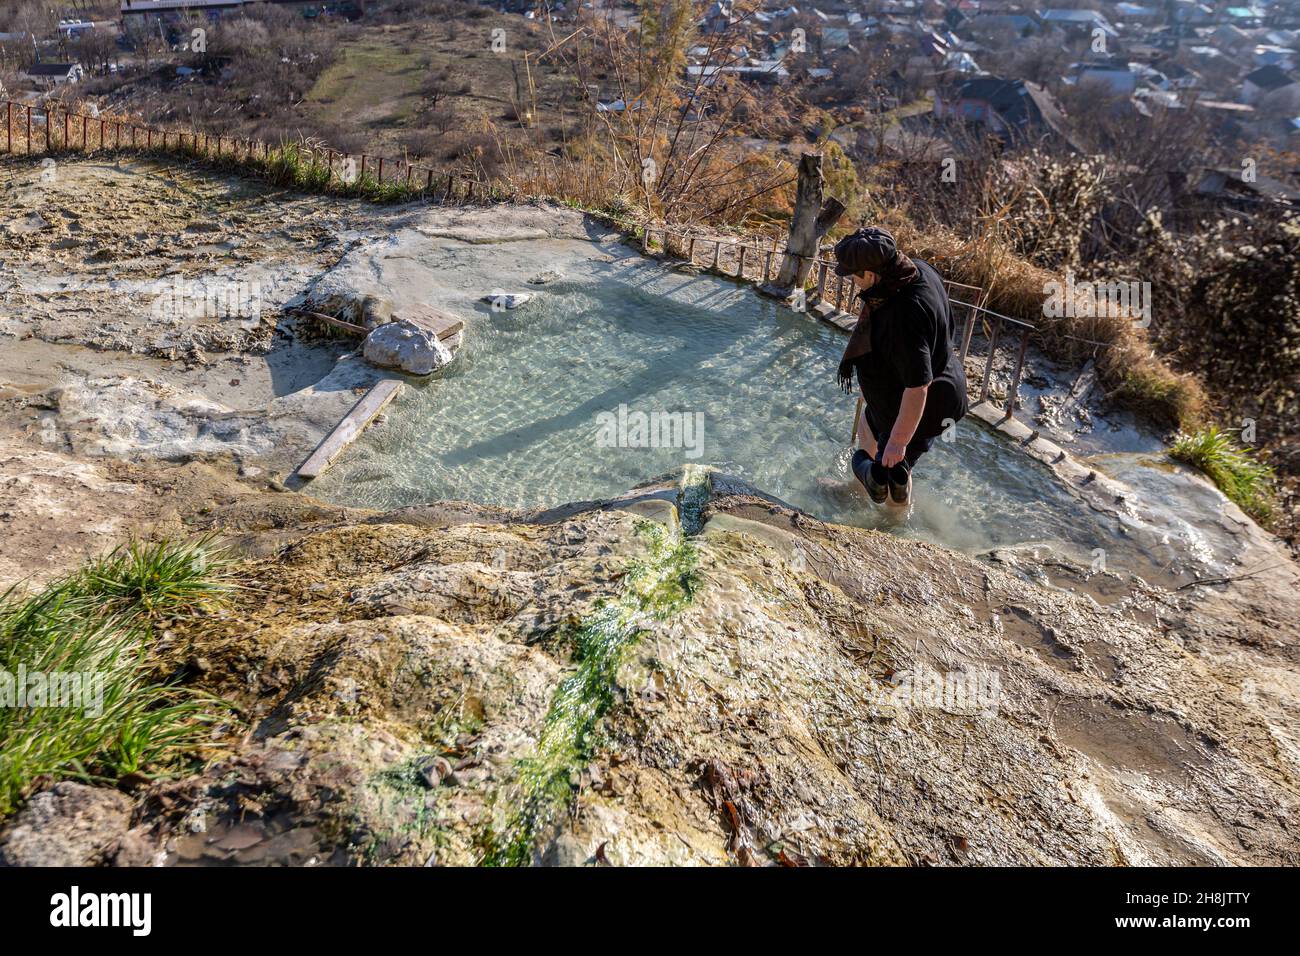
[480,518,698,866]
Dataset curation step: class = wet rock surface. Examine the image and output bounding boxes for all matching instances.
[4,473,1291,867]
[0,781,133,866]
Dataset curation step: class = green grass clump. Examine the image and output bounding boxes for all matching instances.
[261,142,424,203]
[481,521,697,866]
[0,536,234,816]
[75,536,235,622]
[1171,426,1277,523]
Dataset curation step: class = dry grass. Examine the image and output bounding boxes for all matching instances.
[883,219,1206,430]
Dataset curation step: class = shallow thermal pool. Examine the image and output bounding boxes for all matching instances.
[310,269,1122,559]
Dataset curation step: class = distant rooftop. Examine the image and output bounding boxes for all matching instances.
[121,0,253,11]
[1244,64,1296,90]
[24,63,79,75]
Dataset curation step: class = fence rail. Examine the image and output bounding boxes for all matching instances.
[2,98,1034,420]
[0,99,498,202]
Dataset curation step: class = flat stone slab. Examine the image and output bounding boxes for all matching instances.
[397,303,465,341]
[296,379,403,480]
[480,292,532,310]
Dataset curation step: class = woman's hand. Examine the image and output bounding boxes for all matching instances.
[881,439,908,468]
[883,386,928,466]
[837,358,855,395]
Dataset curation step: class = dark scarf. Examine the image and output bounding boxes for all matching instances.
[836,253,921,394]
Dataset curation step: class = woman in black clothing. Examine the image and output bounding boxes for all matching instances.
[832,227,969,505]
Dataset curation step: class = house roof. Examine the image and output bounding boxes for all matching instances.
[24,63,78,76]
[1198,167,1299,202]
[121,0,250,11]
[971,13,1037,32]
[949,74,1082,150]
[1243,64,1295,90]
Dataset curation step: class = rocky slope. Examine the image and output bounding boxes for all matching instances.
[4,470,1296,867]
[2,155,1296,867]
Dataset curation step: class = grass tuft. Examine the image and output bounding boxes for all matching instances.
[74,535,236,623]
[0,536,234,817]
[1171,426,1277,523]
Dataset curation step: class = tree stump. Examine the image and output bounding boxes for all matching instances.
[758,152,846,303]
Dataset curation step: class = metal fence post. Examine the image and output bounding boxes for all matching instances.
[1005,328,1030,418]
[979,317,1003,403]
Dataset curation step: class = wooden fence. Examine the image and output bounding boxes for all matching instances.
[1,98,1034,418]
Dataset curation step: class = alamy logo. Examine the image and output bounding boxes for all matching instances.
[1042,271,1151,327]
[1,666,104,716]
[149,276,263,325]
[50,886,151,936]
[879,666,1001,717]
[595,403,705,459]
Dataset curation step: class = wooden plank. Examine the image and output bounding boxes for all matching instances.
[399,303,465,341]
[296,379,403,479]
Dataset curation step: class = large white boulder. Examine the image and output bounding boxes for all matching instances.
[362,320,453,376]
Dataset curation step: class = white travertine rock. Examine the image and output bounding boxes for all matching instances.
[480,291,532,310]
[362,319,452,375]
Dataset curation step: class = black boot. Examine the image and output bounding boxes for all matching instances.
[887,460,912,505]
[852,449,889,504]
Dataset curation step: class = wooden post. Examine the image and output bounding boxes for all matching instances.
[378,156,384,182]
[81,114,87,150]
[1005,327,1030,418]
[687,236,696,263]
[737,244,747,279]
[5,102,11,153]
[979,318,1003,404]
[711,241,722,271]
[63,111,68,150]
[26,105,31,153]
[815,261,829,302]
[760,153,846,301]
